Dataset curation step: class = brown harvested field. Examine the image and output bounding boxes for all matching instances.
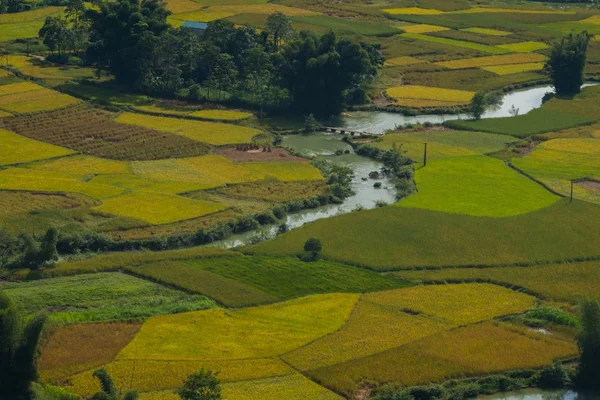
[3,106,211,160]
[0,191,99,214]
[39,322,142,382]
[215,147,308,163]
[578,180,600,193]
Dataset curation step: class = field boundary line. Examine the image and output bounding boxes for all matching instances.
[505,160,565,197]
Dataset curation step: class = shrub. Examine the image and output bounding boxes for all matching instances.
[271,206,287,220]
[256,211,277,225]
[303,238,323,261]
[538,362,570,389]
[178,369,222,400]
[235,215,260,233]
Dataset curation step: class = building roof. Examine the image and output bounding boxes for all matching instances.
[182,21,209,30]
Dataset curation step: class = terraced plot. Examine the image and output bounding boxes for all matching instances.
[461,27,511,36]
[384,56,427,67]
[0,128,72,165]
[0,82,80,114]
[0,7,63,41]
[0,191,97,215]
[496,41,548,52]
[398,156,559,217]
[116,112,262,145]
[401,33,510,54]
[134,105,253,121]
[402,24,449,33]
[386,85,474,107]
[435,53,546,69]
[7,55,97,82]
[482,62,544,75]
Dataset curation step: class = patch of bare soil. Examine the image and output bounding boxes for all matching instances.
[216,147,308,163]
[514,141,539,157]
[577,180,600,193]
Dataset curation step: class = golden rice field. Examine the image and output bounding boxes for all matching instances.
[0,191,97,215]
[311,322,577,395]
[384,56,427,67]
[163,0,203,13]
[386,85,474,104]
[7,55,97,82]
[0,82,41,96]
[95,191,227,224]
[0,110,12,117]
[482,62,545,75]
[221,375,342,400]
[117,293,359,361]
[28,155,131,178]
[134,105,253,121]
[397,260,600,303]
[392,99,469,108]
[213,4,320,16]
[496,41,549,53]
[115,113,262,145]
[461,27,512,36]
[170,9,237,23]
[402,24,449,34]
[435,53,546,69]
[0,81,80,114]
[2,94,80,114]
[383,7,443,15]
[449,7,576,14]
[0,128,73,166]
[65,358,294,397]
[0,6,62,23]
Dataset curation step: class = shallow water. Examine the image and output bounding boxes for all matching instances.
[480,389,600,400]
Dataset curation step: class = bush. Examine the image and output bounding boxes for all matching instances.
[178,369,221,400]
[538,362,570,389]
[271,205,287,220]
[235,215,260,232]
[256,211,278,225]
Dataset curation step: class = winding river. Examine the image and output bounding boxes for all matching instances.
[479,389,600,400]
[212,83,577,248]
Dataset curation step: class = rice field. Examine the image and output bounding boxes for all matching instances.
[310,322,577,395]
[461,27,511,36]
[28,155,131,178]
[386,85,474,105]
[496,41,548,52]
[117,293,359,360]
[384,8,443,15]
[449,7,577,15]
[7,55,97,82]
[482,62,544,75]
[0,81,80,113]
[402,24,449,33]
[115,112,262,145]
[134,105,253,121]
[0,191,97,215]
[397,156,559,217]
[397,260,600,303]
[221,374,342,400]
[0,128,72,165]
[384,56,427,67]
[435,53,546,69]
[95,191,227,224]
[164,0,204,13]
[401,33,511,54]
[39,322,142,381]
[0,7,63,41]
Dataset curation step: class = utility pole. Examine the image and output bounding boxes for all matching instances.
[570,179,574,202]
[423,142,427,167]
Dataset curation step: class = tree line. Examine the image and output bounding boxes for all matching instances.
[37,0,383,116]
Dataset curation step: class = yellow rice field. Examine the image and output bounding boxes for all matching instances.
[0,110,12,117]
[170,9,236,23]
[7,55,97,82]
[214,4,320,16]
[387,85,474,103]
[496,41,548,52]
[222,375,342,400]
[402,24,449,34]
[0,82,42,96]
[0,6,62,23]
[95,191,227,224]
[384,56,427,67]
[450,7,576,14]
[1,93,80,114]
[29,155,131,178]
[383,7,443,15]
[392,99,469,108]
[190,109,253,121]
[116,113,262,145]
[435,53,546,69]
[0,129,73,166]
[461,27,512,36]
[482,62,545,75]
[164,0,204,13]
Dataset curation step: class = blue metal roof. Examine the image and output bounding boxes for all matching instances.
[182,21,209,30]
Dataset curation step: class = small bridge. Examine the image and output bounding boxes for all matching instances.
[322,127,383,137]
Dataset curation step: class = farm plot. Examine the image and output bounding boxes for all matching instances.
[386,85,474,107]
[3,107,212,160]
[310,322,577,395]
[1,272,215,323]
[116,112,262,145]
[543,85,600,120]
[0,81,80,114]
[383,8,444,15]
[461,27,511,36]
[496,41,548,52]
[221,374,343,400]
[134,105,253,121]
[129,255,407,306]
[0,7,63,41]
[0,191,97,215]
[401,24,449,33]
[291,15,401,36]
[0,128,72,165]
[401,33,510,54]
[397,156,559,217]
[398,260,600,303]
[283,284,533,372]
[38,322,142,381]
[245,198,600,270]
[482,62,544,75]
[434,53,546,69]
[7,55,97,83]
[117,293,359,360]
[384,56,427,67]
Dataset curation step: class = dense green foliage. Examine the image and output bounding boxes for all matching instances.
[178,369,221,400]
[0,292,47,400]
[546,31,594,95]
[577,298,600,389]
[91,369,138,400]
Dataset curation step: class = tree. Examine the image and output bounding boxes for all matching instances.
[304,237,323,261]
[90,369,138,400]
[39,227,59,264]
[0,292,47,400]
[0,0,24,13]
[0,228,19,267]
[20,233,41,269]
[546,31,594,96]
[178,369,221,400]
[265,12,293,49]
[304,113,319,132]
[577,297,600,389]
[39,17,71,57]
[206,53,238,100]
[469,92,487,120]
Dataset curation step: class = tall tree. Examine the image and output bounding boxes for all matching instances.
[39,17,71,57]
[546,31,594,95]
[206,53,238,100]
[265,12,294,49]
[0,292,47,400]
[577,297,600,389]
[91,369,138,400]
[469,92,487,120]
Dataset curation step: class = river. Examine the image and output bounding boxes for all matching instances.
[480,389,600,400]
[211,83,580,248]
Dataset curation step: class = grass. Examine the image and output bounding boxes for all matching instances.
[131,256,408,306]
[66,358,294,397]
[446,109,596,138]
[221,374,342,400]
[2,273,215,323]
[115,112,262,145]
[461,27,511,36]
[543,86,600,120]
[398,156,559,217]
[38,322,142,381]
[291,15,400,36]
[95,191,227,224]
[401,33,511,54]
[397,260,600,303]
[0,128,73,165]
[496,41,548,52]
[482,62,544,75]
[245,199,600,270]
[310,321,577,395]
[376,130,518,161]
[3,107,212,160]
[283,283,533,371]
[386,85,474,105]
[434,53,546,69]
[117,293,359,360]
